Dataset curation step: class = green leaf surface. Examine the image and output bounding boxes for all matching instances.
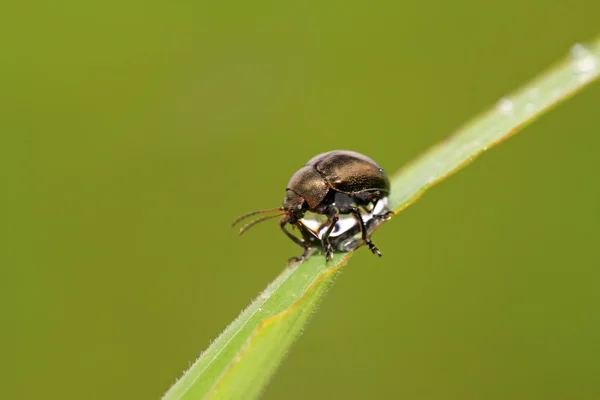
[163,39,600,400]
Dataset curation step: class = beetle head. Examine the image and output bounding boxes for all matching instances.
[282,189,306,223]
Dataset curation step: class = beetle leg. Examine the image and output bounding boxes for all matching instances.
[280,218,312,265]
[356,190,380,205]
[349,207,382,257]
[280,218,305,247]
[374,210,394,221]
[287,246,312,266]
[320,209,339,261]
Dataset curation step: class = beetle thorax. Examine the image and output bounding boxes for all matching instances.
[285,166,330,210]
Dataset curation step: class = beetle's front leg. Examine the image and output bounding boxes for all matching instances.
[280,218,313,265]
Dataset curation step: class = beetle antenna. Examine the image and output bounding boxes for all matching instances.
[238,213,285,235]
[231,207,284,227]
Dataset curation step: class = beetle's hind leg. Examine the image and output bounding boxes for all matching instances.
[373,210,394,221]
[349,207,382,257]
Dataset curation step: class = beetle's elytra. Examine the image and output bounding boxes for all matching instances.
[232,150,393,263]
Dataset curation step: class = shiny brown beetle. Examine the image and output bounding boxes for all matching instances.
[232,150,393,263]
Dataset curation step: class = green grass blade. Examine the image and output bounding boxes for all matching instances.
[163,39,600,400]
[389,42,599,211]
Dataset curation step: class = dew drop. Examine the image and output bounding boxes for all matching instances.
[570,43,599,82]
[497,97,513,114]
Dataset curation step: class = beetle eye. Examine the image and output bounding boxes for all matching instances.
[293,204,304,218]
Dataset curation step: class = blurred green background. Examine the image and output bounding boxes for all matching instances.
[2,1,600,399]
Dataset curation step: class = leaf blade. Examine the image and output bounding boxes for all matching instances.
[162,39,600,400]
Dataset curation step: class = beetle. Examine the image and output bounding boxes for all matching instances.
[232,150,393,263]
